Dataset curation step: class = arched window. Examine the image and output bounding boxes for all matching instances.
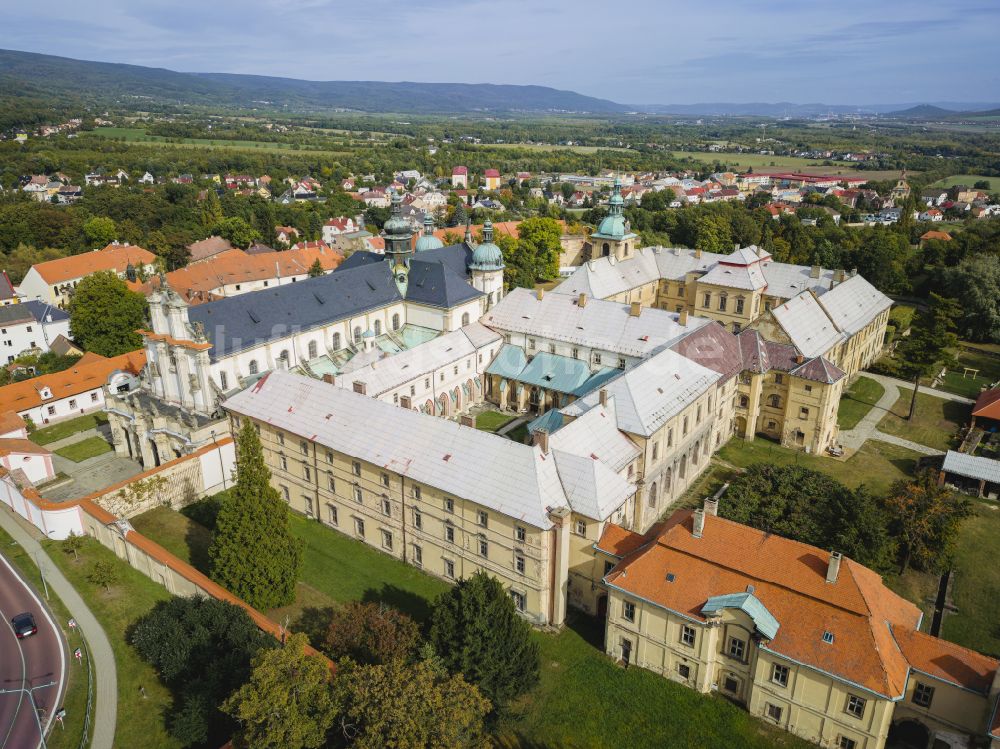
[648,482,657,508]
[279,349,289,362]
[392,313,401,331]
[768,394,781,408]
[307,340,318,359]
[664,467,672,491]
[461,312,470,326]
[692,441,700,466]
[353,326,362,343]
[248,360,259,375]
[374,320,382,336]
[332,332,341,350]
[739,395,749,408]
[602,242,610,256]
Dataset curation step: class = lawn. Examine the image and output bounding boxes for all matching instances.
[939,348,1000,399]
[716,437,921,496]
[40,535,179,749]
[0,527,90,749]
[89,127,349,157]
[929,174,996,189]
[837,375,886,430]
[475,410,517,433]
[506,423,531,444]
[134,501,811,748]
[30,412,108,445]
[877,389,970,452]
[669,151,854,171]
[53,436,112,462]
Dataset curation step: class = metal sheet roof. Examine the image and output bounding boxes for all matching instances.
[942,450,1000,484]
[815,274,892,335]
[702,592,780,640]
[552,449,635,521]
[771,292,846,359]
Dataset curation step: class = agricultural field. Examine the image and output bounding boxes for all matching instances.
[479,142,629,154]
[929,174,996,189]
[89,127,349,156]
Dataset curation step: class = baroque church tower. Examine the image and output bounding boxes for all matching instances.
[468,218,505,310]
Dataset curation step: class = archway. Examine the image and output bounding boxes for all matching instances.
[886,719,930,749]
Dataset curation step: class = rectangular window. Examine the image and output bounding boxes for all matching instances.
[510,590,526,611]
[718,296,727,312]
[618,357,626,369]
[703,293,711,308]
[413,509,422,529]
[652,441,659,461]
[300,440,309,455]
[571,348,579,359]
[724,676,739,694]
[845,694,866,719]
[412,544,423,566]
[445,523,455,543]
[574,520,586,536]
[327,472,335,492]
[90,392,99,402]
[765,703,782,723]
[352,461,361,476]
[804,384,813,393]
[326,451,334,463]
[303,466,311,482]
[445,498,454,514]
[413,485,421,500]
[381,472,390,487]
[381,498,391,516]
[278,455,289,473]
[680,625,696,647]
[69,399,76,409]
[912,682,934,708]
[515,525,526,542]
[623,601,636,622]
[277,432,285,446]
[425,378,430,389]
[353,485,363,503]
[354,518,365,537]
[477,510,488,528]
[515,555,525,574]
[677,663,690,679]
[837,738,856,749]
[799,406,809,419]
[444,559,455,579]
[303,496,313,516]
[667,428,674,447]
[727,636,745,661]
[682,416,689,436]
[280,485,290,502]
[771,663,789,687]
[381,529,393,550]
[326,504,338,525]
[735,298,745,314]
[528,338,536,350]
[774,374,783,384]
[604,560,615,576]
[478,537,488,557]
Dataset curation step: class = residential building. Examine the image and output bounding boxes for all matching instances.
[321,216,360,244]
[0,350,144,427]
[0,437,54,486]
[483,169,502,191]
[0,301,72,362]
[186,236,234,263]
[600,501,1000,749]
[17,243,157,307]
[0,271,19,306]
[452,166,468,189]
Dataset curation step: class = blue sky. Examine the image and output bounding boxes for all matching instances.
[4,0,997,105]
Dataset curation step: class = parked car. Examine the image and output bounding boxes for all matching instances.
[11,612,37,639]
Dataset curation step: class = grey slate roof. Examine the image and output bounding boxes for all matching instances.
[189,262,402,361]
[770,291,846,359]
[670,322,744,381]
[0,301,68,326]
[942,450,1000,484]
[790,357,846,384]
[405,258,482,309]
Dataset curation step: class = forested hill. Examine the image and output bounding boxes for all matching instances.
[0,49,628,114]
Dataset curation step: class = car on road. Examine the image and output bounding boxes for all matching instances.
[11,612,37,639]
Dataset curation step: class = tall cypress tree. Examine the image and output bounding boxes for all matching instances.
[209,420,303,609]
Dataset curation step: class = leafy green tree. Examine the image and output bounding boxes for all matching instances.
[212,216,261,248]
[68,270,147,356]
[719,464,895,573]
[87,559,118,591]
[332,656,490,749]
[129,596,273,747]
[883,469,973,573]
[61,532,85,561]
[223,633,335,749]
[308,258,325,278]
[451,201,468,228]
[82,216,117,247]
[322,602,420,665]
[429,570,539,709]
[209,420,303,609]
[896,293,961,420]
[200,190,223,229]
[517,216,563,281]
[693,214,731,253]
[942,255,1000,343]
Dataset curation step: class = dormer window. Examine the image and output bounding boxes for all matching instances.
[39,387,53,400]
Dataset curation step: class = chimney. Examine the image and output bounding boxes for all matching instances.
[460,414,476,428]
[629,301,641,317]
[734,243,740,251]
[795,354,804,364]
[533,428,549,454]
[578,292,587,308]
[694,248,702,259]
[322,373,335,385]
[692,509,705,539]
[810,265,821,279]
[599,389,608,407]
[400,395,411,409]
[704,497,718,516]
[850,267,858,277]
[352,381,367,395]
[537,288,545,301]
[678,309,689,326]
[826,551,842,584]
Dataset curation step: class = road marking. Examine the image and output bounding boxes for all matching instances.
[0,552,67,749]
[0,601,27,749]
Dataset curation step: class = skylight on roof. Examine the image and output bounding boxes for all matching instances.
[822,631,834,644]
[666,573,675,583]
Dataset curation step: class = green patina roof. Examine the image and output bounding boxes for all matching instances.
[701,592,780,640]
[487,346,619,397]
[469,219,504,270]
[592,177,637,241]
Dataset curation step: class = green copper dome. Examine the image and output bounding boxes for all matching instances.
[469,219,504,270]
[415,212,443,251]
[592,177,636,241]
[382,191,412,237]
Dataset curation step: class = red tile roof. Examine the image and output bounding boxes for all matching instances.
[31,244,156,284]
[973,388,1000,421]
[484,169,500,178]
[0,411,27,436]
[0,438,50,458]
[452,166,468,175]
[0,350,146,413]
[893,627,997,695]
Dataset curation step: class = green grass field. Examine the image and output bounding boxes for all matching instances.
[41,535,179,749]
[929,174,996,189]
[133,502,810,748]
[54,436,112,462]
[89,127,349,157]
[30,413,108,446]
[478,142,629,154]
[939,348,1000,399]
[837,375,886,430]
[877,389,970,452]
[0,527,90,749]
[475,410,518,433]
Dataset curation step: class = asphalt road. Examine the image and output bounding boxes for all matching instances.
[0,553,66,749]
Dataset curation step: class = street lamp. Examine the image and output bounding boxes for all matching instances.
[0,680,57,748]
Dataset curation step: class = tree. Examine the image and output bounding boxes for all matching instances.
[322,602,420,665]
[88,560,118,591]
[307,258,325,278]
[942,256,1000,343]
[200,190,223,229]
[896,293,961,420]
[129,596,273,747]
[223,633,335,749]
[719,463,895,573]
[68,271,148,356]
[212,216,261,248]
[883,469,973,573]
[451,202,468,228]
[82,216,117,247]
[62,532,85,562]
[429,570,539,709]
[333,656,490,749]
[209,420,303,609]
[693,214,731,253]
[516,216,563,281]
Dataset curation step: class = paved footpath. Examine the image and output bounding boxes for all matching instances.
[870,430,945,456]
[0,507,117,749]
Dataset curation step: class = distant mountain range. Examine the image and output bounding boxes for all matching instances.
[1,48,997,118]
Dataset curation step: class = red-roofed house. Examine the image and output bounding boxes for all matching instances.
[451,166,468,189]
[972,388,1000,430]
[0,438,54,485]
[599,502,1000,749]
[321,217,359,244]
[18,243,157,308]
[483,168,501,191]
